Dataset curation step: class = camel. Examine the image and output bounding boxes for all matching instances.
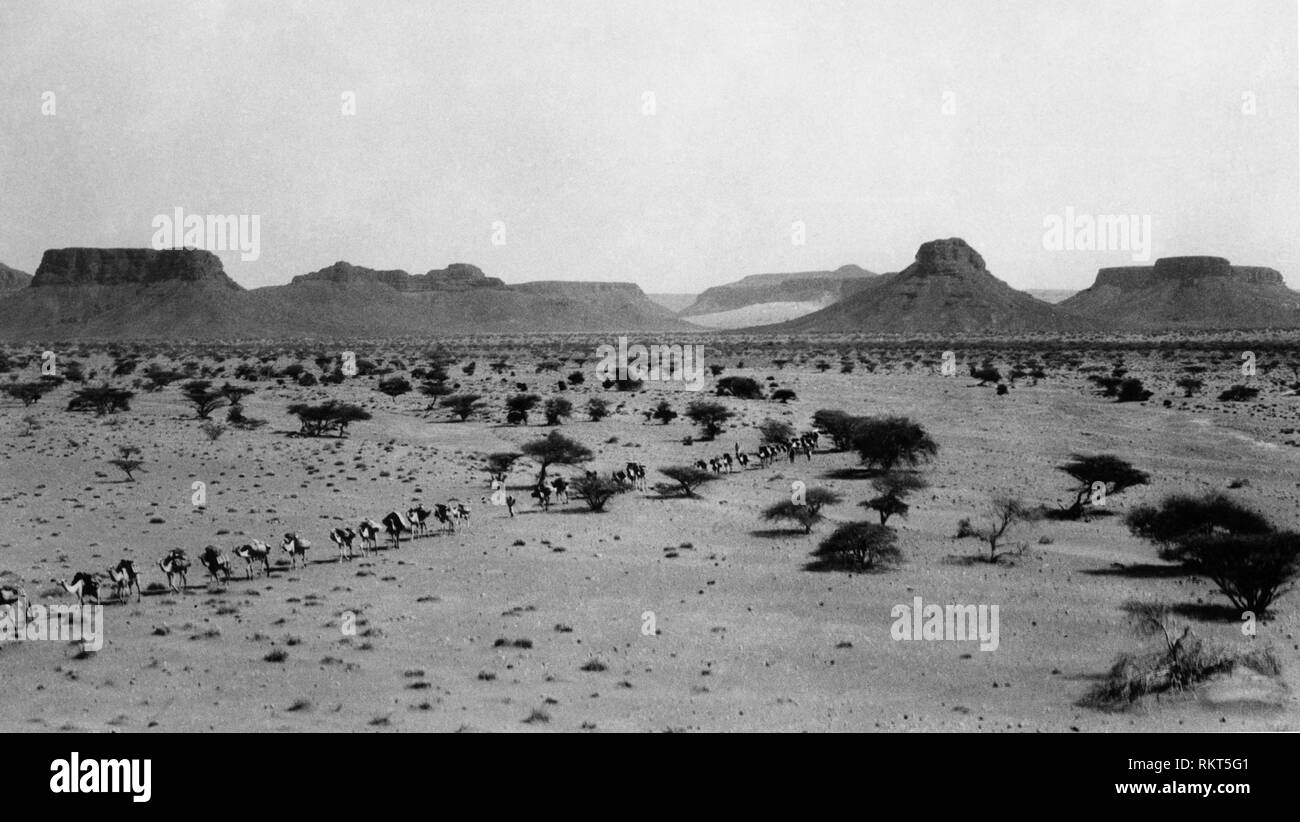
[107,560,142,602]
[52,572,100,605]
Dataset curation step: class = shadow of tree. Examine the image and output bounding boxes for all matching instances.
[819,467,878,481]
[1169,601,1242,622]
[802,557,897,574]
[1081,563,1185,579]
[751,527,807,538]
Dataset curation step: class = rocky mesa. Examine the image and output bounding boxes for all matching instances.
[29,247,241,289]
[1058,256,1300,329]
[754,238,1094,334]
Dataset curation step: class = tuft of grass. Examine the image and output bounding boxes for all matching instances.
[264,648,288,663]
[523,707,551,724]
[580,659,607,673]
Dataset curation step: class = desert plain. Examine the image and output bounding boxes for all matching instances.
[0,334,1297,732]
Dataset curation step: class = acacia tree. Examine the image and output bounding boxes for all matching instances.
[287,401,371,437]
[852,416,938,472]
[544,397,573,425]
[520,430,592,484]
[181,380,228,419]
[67,384,134,415]
[812,409,861,451]
[762,487,842,533]
[440,393,484,421]
[651,400,678,424]
[758,418,794,445]
[1125,493,1272,562]
[685,400,735,439]
[376,377,412,400]
[862,472,929,525]
[2,382,52,407]
[715,376,764,399]
[813,522,900,571]
[572,474,621,512]
[220,381,254,409]
[658,466,719,497]
[968,496,1037,563]
[109,445,143,481]
[142,364,186,391]
[419,380,453,405]
[486,451,523,477]
[506,393,541,425]
[1057,453,1149,518]
[1180,532,1299,615]
[586,397,610,422]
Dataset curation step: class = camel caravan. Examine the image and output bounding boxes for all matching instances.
[26,426,823,608]
[31,498,478,605]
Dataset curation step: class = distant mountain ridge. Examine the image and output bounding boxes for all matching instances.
[646,293,697,313]
[1058,256,1300,329]
[0,248,695,339]
[0,261,33,292]
[291,261,507,292]
[5,245,1293,339]
[1025,289,1075,304]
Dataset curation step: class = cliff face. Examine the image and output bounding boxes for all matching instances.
[1093,266,1156,290]
[1059,256,1299,329]
[1232,266,1286,286]
[758,238,1092,333]
[681,264,878,317]
[911,239,986,276]
[1093,257,1285,290]
[31,248,241,289]
[514,280,690,326]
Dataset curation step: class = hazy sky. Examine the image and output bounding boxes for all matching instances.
[1,0,1296,293]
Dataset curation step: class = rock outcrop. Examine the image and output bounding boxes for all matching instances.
[1060,256,1300,329]
[31,248,241,289]
[756,238,1093,334]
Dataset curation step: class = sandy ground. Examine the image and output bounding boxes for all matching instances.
[1,339,1296,732]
